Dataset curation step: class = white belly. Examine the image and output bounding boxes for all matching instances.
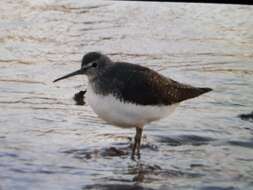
[86,85,178,128]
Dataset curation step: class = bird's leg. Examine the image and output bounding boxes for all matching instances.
[136,127,143,159]
[131,127,143,160]
[131,128,138,160]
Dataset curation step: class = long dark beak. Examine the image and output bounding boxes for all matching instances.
[53,68,84,82]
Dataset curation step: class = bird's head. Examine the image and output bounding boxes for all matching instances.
[53,52,111,82]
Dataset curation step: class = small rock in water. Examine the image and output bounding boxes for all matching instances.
[73,90,86,105]
[238,111,253,122]
[102,147,128,157]
[84,184,155,190]
[200,186,238,190]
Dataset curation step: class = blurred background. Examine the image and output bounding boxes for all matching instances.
[0,0,252,190]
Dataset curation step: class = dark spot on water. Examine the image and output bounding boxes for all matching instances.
[11,168,56,174]
[238,111,253,122]
[100,177,133,183]
[83,184,155,190]
[37,129,55,136]
[73,90,86,105]
[156,134,215,146]
[36,169,56,174]
[162,169,204,178]
[236,158,253,162]
[190,163,205,168]
[62,146,129,160]
[200,186,239,190]
[228,139,253,149]
[62,148,94,160]
[0,152,18,158]
[62,148,83,154]
[60,165,78,169]
[101,147,128,157]
[11,168,28,173]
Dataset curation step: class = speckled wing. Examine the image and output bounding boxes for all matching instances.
[98,62,212,106]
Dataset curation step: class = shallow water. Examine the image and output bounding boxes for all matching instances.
[0,1,253,190]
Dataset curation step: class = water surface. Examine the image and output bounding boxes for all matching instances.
[0,1,253,190]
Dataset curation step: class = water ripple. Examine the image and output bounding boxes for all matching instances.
[0,1,252,190]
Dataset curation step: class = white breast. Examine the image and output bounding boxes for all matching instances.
[86,84,178,128]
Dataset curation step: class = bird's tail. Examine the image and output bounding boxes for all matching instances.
[188,87,212,100]
[176,86,212,103]
[198,87,212,95]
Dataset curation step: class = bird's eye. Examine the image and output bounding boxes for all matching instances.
[92,62,97,67]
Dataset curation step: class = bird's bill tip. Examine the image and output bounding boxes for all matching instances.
[53,69,83,83]
[53,78,62,83]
